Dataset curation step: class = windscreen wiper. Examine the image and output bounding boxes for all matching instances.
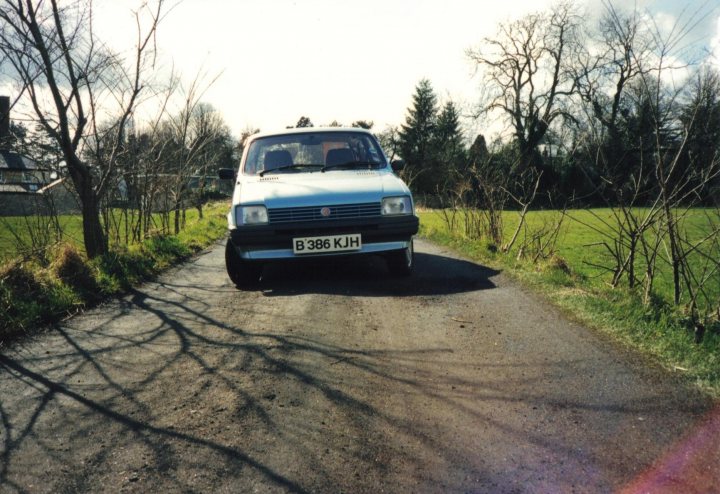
[259,164,323,177]
[321,161,382,172]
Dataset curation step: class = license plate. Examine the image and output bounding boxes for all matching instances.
[293,234,362,255]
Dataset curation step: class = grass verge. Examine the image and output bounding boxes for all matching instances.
[419,210,720,398]
[0,202,228,343]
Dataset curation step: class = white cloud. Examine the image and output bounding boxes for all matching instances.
[712,15,720,68]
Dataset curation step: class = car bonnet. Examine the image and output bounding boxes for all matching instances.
[236,170,409,208]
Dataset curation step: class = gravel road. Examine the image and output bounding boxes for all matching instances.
[0,237,717,493]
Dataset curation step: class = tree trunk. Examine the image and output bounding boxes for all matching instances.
[628,233,636,289]
[173,202,181,235]
[80,188,108,259]
[67,156,108,259]
[667,211,682,305]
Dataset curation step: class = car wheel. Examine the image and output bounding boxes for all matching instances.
[225,239,261,289]
[387,239,414,277]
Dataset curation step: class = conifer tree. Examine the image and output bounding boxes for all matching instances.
[434,100,466,184]
[398,79,439,193]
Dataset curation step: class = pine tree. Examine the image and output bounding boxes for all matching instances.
[434,100,466,184]
[468,134,489,166]
[294,116,314,128]
[398,79,439,194]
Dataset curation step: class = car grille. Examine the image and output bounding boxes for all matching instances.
[268,202,382,224]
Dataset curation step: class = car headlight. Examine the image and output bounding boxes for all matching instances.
[382,196,412,216]
[237,205,268,225]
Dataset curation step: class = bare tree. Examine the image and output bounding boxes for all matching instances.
[467,1,581,173]
[187,103,236,218]
[572,2,720,340]
[568,2,672,291]
[574,3,653,168]
[501,170,543,254]
[377,125,400,162]
[0,0,165,258]
[159,74,222,233]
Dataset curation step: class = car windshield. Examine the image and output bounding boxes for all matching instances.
[244,131,387,175]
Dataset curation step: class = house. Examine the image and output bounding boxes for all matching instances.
[0,96,79,216]
[0,149,52,194]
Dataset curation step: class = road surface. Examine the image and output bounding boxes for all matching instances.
[0,238,717,493]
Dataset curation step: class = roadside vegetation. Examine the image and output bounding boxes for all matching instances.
[0,202,227,343]
[420,209,720,397]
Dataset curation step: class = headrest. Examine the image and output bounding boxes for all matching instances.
[325,148,355,166]
[264,150,293,169]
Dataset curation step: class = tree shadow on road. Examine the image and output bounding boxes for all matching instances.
[0,246,712,493]
[259,251,500,297]
[1,283,504,491]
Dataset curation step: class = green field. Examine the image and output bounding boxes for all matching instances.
[0,204,230,262]
[0,214,84,261]
[419,208,720,396]
[420,208,720,307]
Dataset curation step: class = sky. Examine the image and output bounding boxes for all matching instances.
[94,0,720,139]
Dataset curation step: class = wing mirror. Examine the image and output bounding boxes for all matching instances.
[391,159,405,172]
[218,168,236,180]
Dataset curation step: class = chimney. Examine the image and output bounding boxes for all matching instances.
[0,96,9,140]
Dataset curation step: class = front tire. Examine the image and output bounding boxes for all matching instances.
[225,239,261,289]
[387,239,414,277]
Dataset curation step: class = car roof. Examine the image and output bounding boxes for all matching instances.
[247,127,375,142]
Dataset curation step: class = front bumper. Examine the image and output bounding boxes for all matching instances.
[229,215,419,261]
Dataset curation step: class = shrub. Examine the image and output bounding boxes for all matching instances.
[547,254,571,274]
[51,243,98,300]
[0,261,44,298]
[0,262,45,336]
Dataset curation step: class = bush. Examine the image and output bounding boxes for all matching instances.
[0,262,58,337]
[144,235,191,267]
[0,261,44,298]
[52,243,98,300]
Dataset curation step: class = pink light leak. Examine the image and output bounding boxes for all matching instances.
[620,405,720,494]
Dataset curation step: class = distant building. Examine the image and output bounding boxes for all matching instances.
[0,95,52,193]
[0,149,53,194]
[0,95,79,216]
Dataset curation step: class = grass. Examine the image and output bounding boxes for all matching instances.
[0,214,85,262]
[0,202,229,342]
[419,208,720,398]
[0,206,228,262]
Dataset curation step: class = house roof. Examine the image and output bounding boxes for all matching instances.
[0,149,40,170]
[0,184,32,193]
